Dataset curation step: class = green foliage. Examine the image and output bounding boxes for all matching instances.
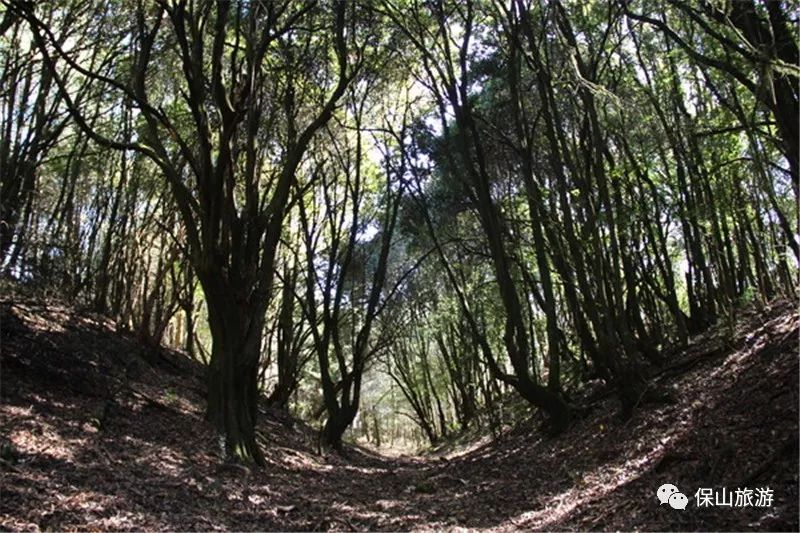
[4,0,797,453]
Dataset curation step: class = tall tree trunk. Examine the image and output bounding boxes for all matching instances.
[203,276,267,466]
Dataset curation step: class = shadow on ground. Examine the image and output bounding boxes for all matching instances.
[1,299,797,531]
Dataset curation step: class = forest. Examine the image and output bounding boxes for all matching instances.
[0,0,798,530]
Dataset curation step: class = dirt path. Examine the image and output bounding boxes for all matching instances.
[1,300,797,531]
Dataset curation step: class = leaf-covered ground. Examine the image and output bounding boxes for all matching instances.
[1,298,797,531]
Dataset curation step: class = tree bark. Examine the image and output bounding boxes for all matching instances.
[203,276,267,466]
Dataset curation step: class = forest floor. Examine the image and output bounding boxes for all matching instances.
[1,297,798,531]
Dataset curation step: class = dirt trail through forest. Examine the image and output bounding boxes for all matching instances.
[1,299,797,531]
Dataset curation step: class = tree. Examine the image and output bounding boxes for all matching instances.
[12,0,354,464]
[624,0,799,196]
[297,81,410,450]
[4,0,796,457]
[0,4,68,273]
